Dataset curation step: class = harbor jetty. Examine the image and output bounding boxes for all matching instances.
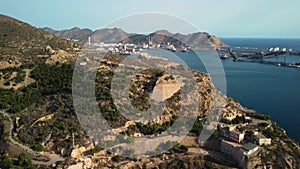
[220,46,300,68]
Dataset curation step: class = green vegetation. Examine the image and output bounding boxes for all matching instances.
[111,155,123,162]
[0,63,73,113]
[0,153,34,169]
[129,69,164,111]
[88,145,101,155]
[0,153,13,168]
[212,130,219,138]
[136,116,177,135]
[262,122,286,139]
[17,153,33,168]
[190,118,204,134]
[16,94,88,154]
[226,115,251,125]
[247,112,270,120]
[30,63,73,94]
[0,67,26,84]
[95,69,127,128]
[31,143,44,152]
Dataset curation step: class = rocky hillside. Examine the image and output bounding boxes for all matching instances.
[148,30,226,49]
[91,27,128,43]
[42,27,227,49]
[0,14,80,67]
[0,15,299,169]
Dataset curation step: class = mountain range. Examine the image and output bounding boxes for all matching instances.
[41,27,226,50]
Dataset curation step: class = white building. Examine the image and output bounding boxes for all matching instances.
[254,133,271,146]
[218,123,245,143]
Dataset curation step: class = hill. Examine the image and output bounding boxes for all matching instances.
[0,14,80,67]
[41,27,93,43]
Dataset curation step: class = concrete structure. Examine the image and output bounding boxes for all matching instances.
[220,140,245,168]
[254,133,271,146]
[220,140,260,168]
[230,130,245,143]
[79,62,87,66]
[218,123,245,143]
[220,140,241,157]
[240,143,259,156]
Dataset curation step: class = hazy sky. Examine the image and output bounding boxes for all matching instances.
[1,0,299,38]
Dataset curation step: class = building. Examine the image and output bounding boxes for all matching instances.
[254,133,271,146]
[220,140,246,168]
[79,62,87,66]
[220,140,260,168]
[240,143,259,156]
[218,123,245,143]
[230,130,245,143]
[220,140,241,157]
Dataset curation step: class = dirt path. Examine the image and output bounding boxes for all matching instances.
[0,69,35,90]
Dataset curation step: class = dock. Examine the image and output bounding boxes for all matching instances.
[220,46,300,68]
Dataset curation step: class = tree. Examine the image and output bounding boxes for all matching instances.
[0,153,13,167]
[212,130,219,137]
[32,143,44,152]
[18,153,26,166]
[112,155,122,162]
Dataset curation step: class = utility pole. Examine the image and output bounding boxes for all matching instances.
[72,132,75,148]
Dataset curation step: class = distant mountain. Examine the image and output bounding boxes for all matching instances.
[43,27,227,49]
[121,29,226,50]
[91,27,128,43]
[42,27,129,44]
[41,27,58,34]
[0,14,80,66]
[42,27,93,43]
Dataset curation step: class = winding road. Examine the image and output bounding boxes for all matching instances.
[0,110,64,166]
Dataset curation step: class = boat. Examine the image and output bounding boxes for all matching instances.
[181,47,191,52]
[219,53,230,59]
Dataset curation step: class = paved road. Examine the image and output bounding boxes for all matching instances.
[0,110,64,166]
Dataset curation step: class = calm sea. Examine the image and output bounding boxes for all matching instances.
[143,38,300,142]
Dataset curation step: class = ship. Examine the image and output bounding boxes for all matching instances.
[219,53,230,59]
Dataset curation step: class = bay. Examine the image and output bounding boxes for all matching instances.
[142,38,300,142]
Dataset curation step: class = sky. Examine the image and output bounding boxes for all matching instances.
[0,0,300,38]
